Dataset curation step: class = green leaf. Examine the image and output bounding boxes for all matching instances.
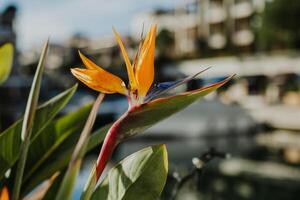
[21,103,92,194]
[12,40,48,200]
[0,43,14,85]
[92,144,168,200]
[0,85,77,180]
[55,94,105,200]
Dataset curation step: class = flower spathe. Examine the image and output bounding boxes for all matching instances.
[71,25,156,107]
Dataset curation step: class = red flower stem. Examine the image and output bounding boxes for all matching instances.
[95,124,119,180]
[95,108,132,180]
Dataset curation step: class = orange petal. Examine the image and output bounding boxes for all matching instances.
[112,28,137,90]
[0,187,9,200]
[135,24,156,98]
[78,51,102,70]
[71,68,127,95]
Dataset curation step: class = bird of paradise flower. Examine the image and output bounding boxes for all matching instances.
[71,24,234,180]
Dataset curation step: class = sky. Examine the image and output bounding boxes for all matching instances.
[1,0,181,50]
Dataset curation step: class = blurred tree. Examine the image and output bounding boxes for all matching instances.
[259,0,300,50]
[155,29,176,81]
[156,29,175,62]
[0,5,17,45]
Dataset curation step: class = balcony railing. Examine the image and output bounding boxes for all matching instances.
[208,33,227,49]
[231,1,253,19]
[209,5,227,24]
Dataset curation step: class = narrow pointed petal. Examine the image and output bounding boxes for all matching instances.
[135,25,157,98]
[113,28,137,90]
[78,51,101,70]
[0,187,9,200]
[151,75,235,104]
[71,68,127,95]
[145,81,181,102]
[141,25,153,51]
[145,67,211,102]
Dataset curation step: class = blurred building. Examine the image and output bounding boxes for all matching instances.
[131,0,265,57]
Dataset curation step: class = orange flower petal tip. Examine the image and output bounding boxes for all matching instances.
[112,27,137,90]
[135,24,157,98]
[0,187,9,200]
[78,51,101,70]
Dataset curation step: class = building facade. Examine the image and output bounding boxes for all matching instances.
[131,0,265,57]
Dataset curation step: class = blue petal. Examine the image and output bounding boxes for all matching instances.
[145,67,210,102]
[145,80,181,101]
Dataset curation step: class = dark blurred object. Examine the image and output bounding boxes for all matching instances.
[0,75,30,130]
[156,28,175,63]
[0,4,17,45]
[1,5,16,28]
[259,0,300,50]
[161,151,300,200]
[199,158,300,200]
[164,148,229,200]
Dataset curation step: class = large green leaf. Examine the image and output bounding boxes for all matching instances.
[0,85,77,180]
[0,43,14,85]
[92,144,168,200]
[21,104,92,194]
[25,104,92,179]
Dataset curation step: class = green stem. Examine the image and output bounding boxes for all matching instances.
[56,93,105,200]
[80,165,97,200]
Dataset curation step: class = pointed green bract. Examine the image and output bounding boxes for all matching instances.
[91,145,168,200]
[0,85,77,180]
[12,40,49,200]
[119,76,233,140]
[0,43,14,85]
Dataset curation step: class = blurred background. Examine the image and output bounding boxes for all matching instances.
[1,0,300,199]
